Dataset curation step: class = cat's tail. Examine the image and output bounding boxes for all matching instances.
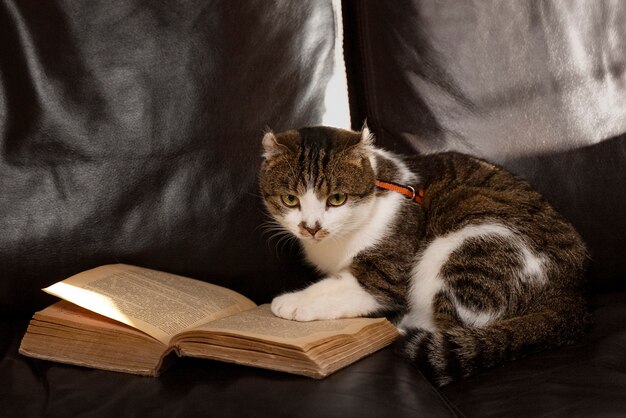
[398,301,589,387]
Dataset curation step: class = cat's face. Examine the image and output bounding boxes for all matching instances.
[259,127,376,243]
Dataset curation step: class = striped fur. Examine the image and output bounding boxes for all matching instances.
[259,126,589,386]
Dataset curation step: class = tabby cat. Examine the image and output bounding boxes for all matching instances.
[259,126,588,386]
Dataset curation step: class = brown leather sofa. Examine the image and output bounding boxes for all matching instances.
[2,1,625,416]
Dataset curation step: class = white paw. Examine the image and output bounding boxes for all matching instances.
[270,273,383,322]
[271,290,331,322]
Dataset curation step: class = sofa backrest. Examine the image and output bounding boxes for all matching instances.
[344,0,626,292]
[2,1,624,316]
[0,1,346,314]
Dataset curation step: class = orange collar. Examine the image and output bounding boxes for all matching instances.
[375,180,425,205]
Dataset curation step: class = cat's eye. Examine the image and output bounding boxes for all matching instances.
[281,194,300,207]
[327,193,347,207]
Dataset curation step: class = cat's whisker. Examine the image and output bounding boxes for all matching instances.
[260,220,296,250]
[276,234,298,255]
[267,229,293,243]
[260,225,288,236]
[258,219,289,236]
[245,190,266,199]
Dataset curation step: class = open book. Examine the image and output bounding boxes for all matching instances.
[19,264,399,378]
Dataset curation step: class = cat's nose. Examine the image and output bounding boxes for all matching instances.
[304,224,321,237]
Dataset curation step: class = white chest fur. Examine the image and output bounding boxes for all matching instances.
[302,149,416,275]
[302,192,404,274]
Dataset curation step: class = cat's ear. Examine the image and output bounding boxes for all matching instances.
[342,123,375,168]
[360,122,375,147]
[262,131,283,159]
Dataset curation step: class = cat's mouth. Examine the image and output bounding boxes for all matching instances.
[298,225,330,242]
[302,233,329,243]
[304,234,326,243]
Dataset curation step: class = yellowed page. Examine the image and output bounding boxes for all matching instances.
[43,264,256,345]
[176,304,396,349]
[19,301,172,376]
[178,323,398,378]
[33,301,153,339]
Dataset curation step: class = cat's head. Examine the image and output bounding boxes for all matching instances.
[259,126,377,243]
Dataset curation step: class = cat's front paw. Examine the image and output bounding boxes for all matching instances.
[271,274,382,321]
[271,290,328,322]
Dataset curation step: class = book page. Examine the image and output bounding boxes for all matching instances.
[178,304,396,349]
[35,301,152,338]
[20,301,172,376]
[43,264,256,345]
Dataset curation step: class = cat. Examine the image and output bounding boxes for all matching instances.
[258,125,589,386]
